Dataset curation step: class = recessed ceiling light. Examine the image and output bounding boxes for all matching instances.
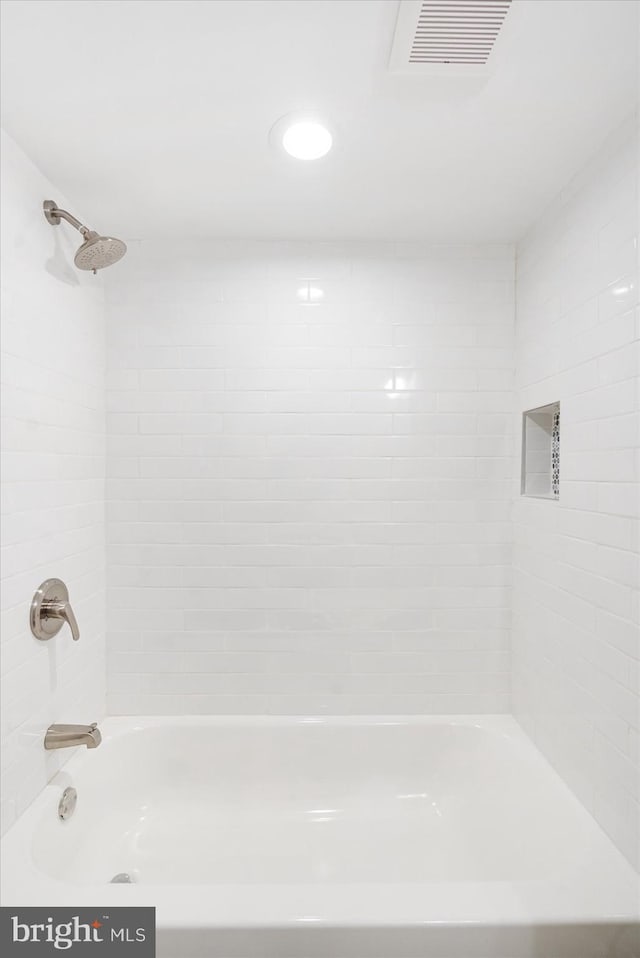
[282,121,332,160]
[270,113,334,161]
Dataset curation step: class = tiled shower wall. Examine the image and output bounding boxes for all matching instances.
[106,242,514,714]
[513,120,639,867]
[0,130,106,835]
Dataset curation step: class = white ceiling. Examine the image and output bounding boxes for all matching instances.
[1,0,637,242]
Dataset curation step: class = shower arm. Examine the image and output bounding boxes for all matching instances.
[43,200,92,237]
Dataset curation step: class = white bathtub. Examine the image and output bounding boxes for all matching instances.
[1,715,638,957]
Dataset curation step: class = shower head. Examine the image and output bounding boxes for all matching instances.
[43,200,127,274]
[73,231,127,272]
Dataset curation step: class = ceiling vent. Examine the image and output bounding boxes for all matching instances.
[389,0,513,74]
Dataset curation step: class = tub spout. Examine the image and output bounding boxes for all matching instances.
[44,723,102,750]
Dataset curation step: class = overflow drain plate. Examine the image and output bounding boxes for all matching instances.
[58,787,77,821]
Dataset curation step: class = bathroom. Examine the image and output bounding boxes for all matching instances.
[0,0,638,955]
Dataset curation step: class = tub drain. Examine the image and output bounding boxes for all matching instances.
[110,872,135,884]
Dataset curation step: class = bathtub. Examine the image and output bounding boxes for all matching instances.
[1,716,638,958]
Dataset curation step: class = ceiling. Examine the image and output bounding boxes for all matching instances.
[1,0,637,242]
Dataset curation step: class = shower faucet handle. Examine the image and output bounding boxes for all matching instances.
[45,599,80,641]
[30,578,80,642]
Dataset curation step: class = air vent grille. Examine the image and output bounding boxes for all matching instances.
[390,0,513,72]
[410,0,512,63]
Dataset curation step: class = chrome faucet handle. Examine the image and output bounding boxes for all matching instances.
[45,599,80,641]
[30,579,80,642]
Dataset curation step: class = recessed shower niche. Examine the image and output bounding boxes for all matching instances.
[521,402,560,500]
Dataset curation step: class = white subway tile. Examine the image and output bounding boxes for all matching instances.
[0,130,106,836]
[513,126,639,868]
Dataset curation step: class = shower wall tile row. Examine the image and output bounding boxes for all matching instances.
[513,120,639,868]
[0,131,107,837]
[105,241,516,716]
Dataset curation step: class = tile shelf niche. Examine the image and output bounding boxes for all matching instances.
[521,402,560,500]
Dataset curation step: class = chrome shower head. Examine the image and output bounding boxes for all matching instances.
[43,200,127,274]
[74,231,127,272]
